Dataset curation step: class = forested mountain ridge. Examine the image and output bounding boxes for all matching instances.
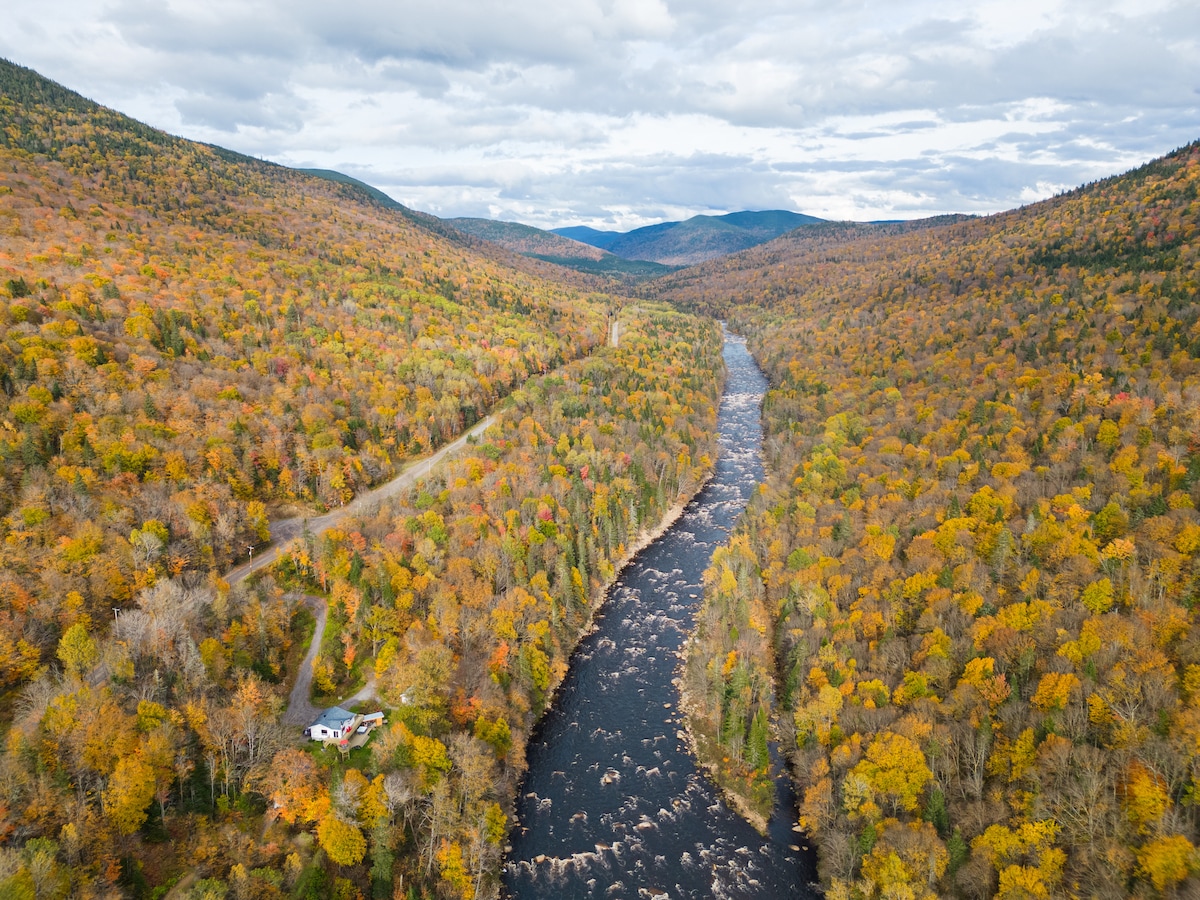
[294,169,408,212]
[668,141,1200,899]
[556,209,828,266]
[0,54,612,665]
[286,172,673,284]
[652,213,974,308]
[0,58,729,899]
[443,217,673,280]
[445,218,611,263]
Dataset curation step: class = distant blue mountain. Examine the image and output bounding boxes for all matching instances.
[443,217,675,279]
[552,226,624,251]
[553,210,826,265]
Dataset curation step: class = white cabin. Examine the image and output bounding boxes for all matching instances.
[305,706,357,741]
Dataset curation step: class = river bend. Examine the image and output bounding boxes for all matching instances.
[503,332,818,899]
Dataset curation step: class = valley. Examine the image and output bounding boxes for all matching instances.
[503,330,814,900]
[663,142,1200,899]
[2,53,1200,900]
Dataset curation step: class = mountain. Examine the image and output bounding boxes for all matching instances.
[0,58,611,538]
[288,182,808,275]
[0,44,607,813]
[296,168,493,247]
[653,214,974,304]
[554,209,826,265]
[0,57,735,900]
[0,54,621,626]
[553,224,624,251]
[447,217,609,261]
[665,141,1200,899]
[446,216,675,278]
[282,180,677,280]
[296,167,406,210]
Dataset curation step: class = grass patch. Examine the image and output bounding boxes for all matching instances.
[306,741,376,777]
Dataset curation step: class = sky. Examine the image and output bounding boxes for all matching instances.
[2,0,1198,231]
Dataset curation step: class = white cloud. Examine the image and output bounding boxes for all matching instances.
[0,0,1196,230]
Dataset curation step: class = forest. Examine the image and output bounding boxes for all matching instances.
[6,50,1200,900]
[278,303,720,897]
[665,142,1200,899]
[0,54,615,696]
[0,60,732,898]
[0,290,720,898]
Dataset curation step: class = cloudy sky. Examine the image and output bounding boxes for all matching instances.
[2,0,1198,230]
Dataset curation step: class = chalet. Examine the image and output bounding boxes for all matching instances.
[305,706,357,741]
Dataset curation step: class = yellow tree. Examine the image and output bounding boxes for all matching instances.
[56,623,97,679]
[102,754,156,835]
[847,732,933,818]
[317,813,367,866]
[1136,835,1196,893]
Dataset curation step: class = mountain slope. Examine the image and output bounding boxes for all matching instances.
[447,217,610,261]
[653,214,974,305]
[553,224,624,251]
[556,209,826,265]
[0,55,610,669]
[666,142,1200,899]
[0,55,662,898]
[446,216,675,278]
[297,166,480,246]
[297,166,406,210]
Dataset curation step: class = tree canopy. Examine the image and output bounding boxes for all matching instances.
[667,141,1200,899]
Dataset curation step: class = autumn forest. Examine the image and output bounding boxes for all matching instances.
[2,56,1200,900]
[664,142,1200,898]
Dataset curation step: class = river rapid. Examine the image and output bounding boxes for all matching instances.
[503,331,819,899]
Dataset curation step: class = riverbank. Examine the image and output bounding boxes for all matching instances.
[675,681,773,834]
[674,331,787,840]
[677,535,782,837]
[524,472,714,765]
[524,362,726,745]
[504,328,812,899]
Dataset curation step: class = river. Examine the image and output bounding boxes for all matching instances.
[503,331,819,899]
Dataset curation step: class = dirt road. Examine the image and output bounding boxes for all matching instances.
[222,415,493,726]
[280,595,326,727]
[226,414,495,587]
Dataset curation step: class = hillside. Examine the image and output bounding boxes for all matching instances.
[0,55,615,582]
[666,143,1200,899]
[446,218,608,261]
[0,57,732,900]
[445,216,674,278]
[556,209,826,265]
[295,168,406,211]
[653,214,974,304]
[553,224,624,251]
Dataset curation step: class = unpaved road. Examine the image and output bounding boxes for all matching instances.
[225,415,494,727]
[280,594,327,727]
[226,414,495,587]
[280,594,380,727]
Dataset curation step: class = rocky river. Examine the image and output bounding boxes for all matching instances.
[503,331,819,899]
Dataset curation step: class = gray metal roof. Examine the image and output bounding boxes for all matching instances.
[309,706,356,730]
